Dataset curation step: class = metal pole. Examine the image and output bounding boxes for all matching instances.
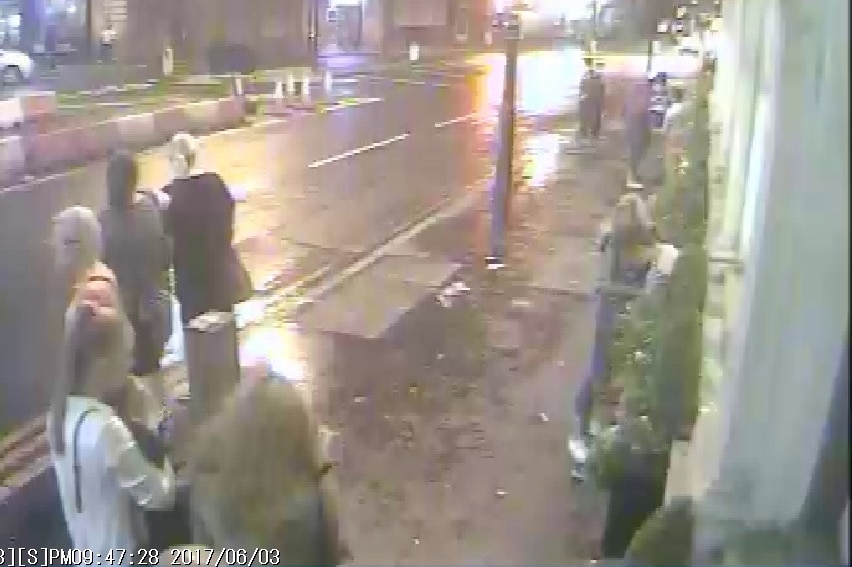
[488,17,519,266]
[308,0,320,65]
[500,34,519,228]
[590,0,598,48]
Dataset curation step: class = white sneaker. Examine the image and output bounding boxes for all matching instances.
[568,435,590,464]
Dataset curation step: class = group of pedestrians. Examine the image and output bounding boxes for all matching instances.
[44,133,346,564]
[568,57,683,481]
[578,56,674,192]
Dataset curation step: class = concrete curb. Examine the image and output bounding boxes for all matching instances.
[2,97,247,184]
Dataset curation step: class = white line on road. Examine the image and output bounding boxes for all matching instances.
[322,97,383,113]
[434,112,479,129]
[307,133,409,169]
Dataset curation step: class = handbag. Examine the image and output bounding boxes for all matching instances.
[226,247,253,305]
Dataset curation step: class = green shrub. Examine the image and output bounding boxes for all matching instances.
[625,496,695,566]
[589,77,712,488]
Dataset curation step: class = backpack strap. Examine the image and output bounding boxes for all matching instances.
[73,407,100,514]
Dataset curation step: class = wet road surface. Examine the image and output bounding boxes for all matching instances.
[0,47,588,432]
[4,46,653,560]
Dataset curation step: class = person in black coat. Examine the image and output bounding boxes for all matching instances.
[162,133,241,327]
[99,151,172,378]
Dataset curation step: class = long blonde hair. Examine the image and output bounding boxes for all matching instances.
[613,192,656,248]
[52,206,103,303]
[188,380,340,562]
[50,272,134,454]
[168,132,200,179]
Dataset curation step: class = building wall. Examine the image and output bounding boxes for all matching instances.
[115,0,308,70]
[665,0,850,553]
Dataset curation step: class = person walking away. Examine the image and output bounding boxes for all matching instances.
[588,62,606,141]
[100,21,117,63]
[578,58,596,143]
[48,270,176,562]
[186,378,350,565]
[99,151,172,398]
[623,76,653,189]
[162,133,251,327]
[568,193,657,480]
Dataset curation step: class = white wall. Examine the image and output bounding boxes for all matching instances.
[668,0,850,552]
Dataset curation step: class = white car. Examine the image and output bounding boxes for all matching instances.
[0,49,35,85]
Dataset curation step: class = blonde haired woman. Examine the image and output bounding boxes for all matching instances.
[52,206,108,307]
[162,133,250,327]
[48,269,176,561]
[569,193,659,474]
[186,378,348,565]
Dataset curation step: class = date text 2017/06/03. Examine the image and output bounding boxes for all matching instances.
[0,547,282,566]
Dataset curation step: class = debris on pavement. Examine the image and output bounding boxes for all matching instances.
[436,279,471,308]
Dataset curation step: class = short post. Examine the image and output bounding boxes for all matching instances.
[408,42,420,63]
[487,13,520,269]
[286,73,297,97]
[184,311,241,424]
[162,46,174,78]
[301,71,312,103]
[323,70,334,96]
[231,74,244,97]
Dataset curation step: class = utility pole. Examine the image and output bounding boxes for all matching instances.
[590,0,598,51]
[308,0,320,65]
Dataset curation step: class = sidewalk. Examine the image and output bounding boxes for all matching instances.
[2,113,631,556]
[250,120,629,562]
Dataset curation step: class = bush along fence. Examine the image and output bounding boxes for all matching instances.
[609,66,847,567]
[584,66,712,561]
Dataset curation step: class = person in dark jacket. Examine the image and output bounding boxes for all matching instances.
[162,133,239,326]
[579,57,606,143]
[99,151,172,380]
[568,193,657,480]
[624,76,654,189]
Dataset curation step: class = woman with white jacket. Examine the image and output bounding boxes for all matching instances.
[48,232,175,561]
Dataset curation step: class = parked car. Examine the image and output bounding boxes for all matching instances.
[0,49,35,86]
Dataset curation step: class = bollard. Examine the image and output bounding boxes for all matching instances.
[232,74,244,97]
[301,72,311,102]
[323,70,333,96]
[409,42,420,63]
[274,80,285,100]
[184,311,240,424]
[162,46,174,78]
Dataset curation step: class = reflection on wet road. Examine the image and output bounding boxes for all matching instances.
[0,45,683,429]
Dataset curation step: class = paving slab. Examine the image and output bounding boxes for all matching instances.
[297,271,433,339]
[367,254,460,288]
[527,235,599,297]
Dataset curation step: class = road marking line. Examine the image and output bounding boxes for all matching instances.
[307,133,409,169]
[322,97,383,113]
[434,112,479,129]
